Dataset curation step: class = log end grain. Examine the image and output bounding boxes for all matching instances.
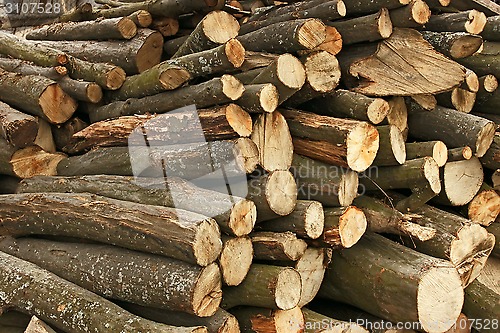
[87,83,104,104]
[118,17,138,39]
[346,122,379,172]
[39,84,77,124]
[226,39,246,68]
[221,74,245,100]
[423,156,442,195]
[274,267,302,310]
[417,266,464,333]
[450,224,495,287]
[378,8,394,39]
[337,0,347,17]
[11,146,66,178]
[433,141,448,167]
[476,121,496,158]
[277,54,306,90]
[248,307,304,333]
[1,114,39,149]
[226,104,252,137]
[450,35,483,59]
[304,201,325,240]
[492,169,500,190]
[194,218,223,267]
[330,206,367,248]
[468,188,500,226]
[159,66,191,90]
[265,170,298,216]
[367,98,390,124]
[451,88,476,113]
[411,0,431,25]
[465,10,487,35]
[105,66,127,91]
[389,124,407,164]
[228,198,257,237]
[481,74,498,93]
[134,10,153,28]
[339,168,359,207]
[260,83,279,113]
[234,137,260,174]
[203,11,240,44]
[219,236,253,286]
[193,263,223,317]
[441,158,483,206]
[304,51,341,93]
[297,19,327,50]
[136,31,164,73]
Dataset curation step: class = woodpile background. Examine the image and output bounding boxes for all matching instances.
[0,0,500,332]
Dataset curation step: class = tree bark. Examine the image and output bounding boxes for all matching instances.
[318,232,464,333]
[24,316,57,333]
[471,79,500,115]
[342,0,410,16]
[0,70,77,125]
[0,101,38,149]
[420,31,483,59]
[0,237,222,316]
[51,117,88,151]
[151,17,179,36]
[390,192,496,287]
[359,157,441,211]
[462,279,500,333]
[219,235,253,286]
[480,133,500,170]
[424,10,488,34]
[337,28,466,96]
[328,8,393,45]
[353,195,436,241]
[221,264,301,310]
[236,83,278,113]
[0,176,20,194]
[467,183,500,226]
[486,222,500,258]
[257,200,324,240]
[173,10,240,58]
[128,10,153,27]
[66,55,126,91]
[0,192,222,266]
[405,140,448,167]
[229,307,304,333]
[0,251,209,333]
[389,0,431,28]
[251,111,293,172]
[251,231,308,261]
[247,170,297,222]
[17,174,257,237]
[26,17,137,40]
[304,89,390,125]
[90,75,244,122]
[290,154,359,207]
[372,125,406,166]
[309,206,367,249]
[407,105,496,158]
[481,15,500,41]
[282,108,380,172]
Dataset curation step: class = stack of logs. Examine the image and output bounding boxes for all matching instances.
[1,0,500,332]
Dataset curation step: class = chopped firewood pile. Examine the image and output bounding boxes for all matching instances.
[0,0,500,332]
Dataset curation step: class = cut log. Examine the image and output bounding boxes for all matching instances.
[221,264,301,310]
[310,206,367,249]
[17,174,256,237]
[119,305,240,333]
[390,192,495,286]
[405,141,448,167]
[106,39,244,100]
[151,17,179,36]
[229,307,304,333]
[173,11,240,58]
[51,117,88,151]
[409,94,437,111]
[302,308,368,333]
[0,176,20,194]
[236,83,278,113]
[282,108,379,172]
[90,75,244,122]
[447,146,473,161]
[456,48,500,80]
[478,74,498,94]
[305,89,390,125]
[407,105,495,157]
[481,15,500,41]
[462,278,500,333]
[353,195,436,241]
[0,30,68,67]
[297,26,343,57]
[251,231,308,261]
[486,222,500,258]
[328,8,393,45]
[383,96,408,136]
[239,0,346,35]
[34,118,56,153]
[65,56,126,91]
[250,54,306,104]
[0,251,207,333]
[389,0,431,28]
[290,154,359,207]
[0,237,222,316]
[0,101,38,149]
[444,313,472,333]
[24,316,57,333]
[467,183,500,226]
[373,125,406,166]
[25,17,137,40]
[0,192,222,266]
[436,87,477,113]
[318,232,464,333]
[337,28,466,96]
[0,58,103,103]
[420,31,483,60]
[424,10,488,34]
[251,111,293,172]
[128,10,153,27]
[359,157,441,211]
[432,157,483,206]
[342,0,410,16]
[30,29,163,75]
[247,170,297,222]
[66,105,253,153]
[0,70,77,125]
[481,133,500,170]
[473,82,500,115]
[257,200,324,240]
[219,235,253,286]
